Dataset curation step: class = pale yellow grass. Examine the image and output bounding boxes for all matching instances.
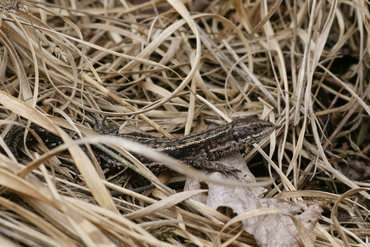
[0,0,369,246]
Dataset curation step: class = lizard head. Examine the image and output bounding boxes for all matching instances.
[232,117,275,145]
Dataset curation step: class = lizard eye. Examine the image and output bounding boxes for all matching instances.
[252,126,259,131]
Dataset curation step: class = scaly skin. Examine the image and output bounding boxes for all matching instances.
[5,117,275,175]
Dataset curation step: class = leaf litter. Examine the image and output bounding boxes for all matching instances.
[186,153,322,247]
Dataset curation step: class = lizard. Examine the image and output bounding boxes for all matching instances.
[4,117,275,175]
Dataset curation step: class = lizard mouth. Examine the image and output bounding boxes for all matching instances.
[250,125,275,143]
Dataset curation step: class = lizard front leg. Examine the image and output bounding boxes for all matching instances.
[185,150,241,177]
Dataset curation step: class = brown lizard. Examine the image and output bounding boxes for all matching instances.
[4,117,275,175]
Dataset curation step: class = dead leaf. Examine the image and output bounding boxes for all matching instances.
[186,153,322,247]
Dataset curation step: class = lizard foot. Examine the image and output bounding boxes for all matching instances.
[188,160,241,178]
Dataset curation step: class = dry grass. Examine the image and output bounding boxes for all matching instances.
[0,0,369,246]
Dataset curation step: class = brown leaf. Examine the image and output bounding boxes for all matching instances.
[186,153,322,247]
